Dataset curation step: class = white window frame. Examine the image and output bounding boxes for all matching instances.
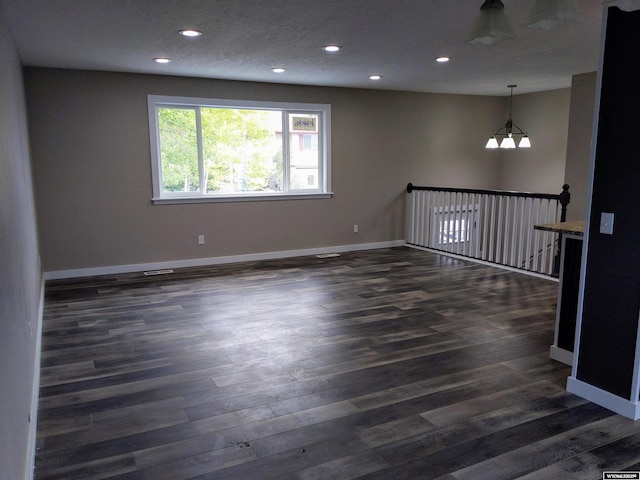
[147,95,332,204]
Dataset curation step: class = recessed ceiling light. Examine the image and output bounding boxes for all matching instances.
[154,57,171,64]
[322,45,342,52]
[369,75,382,80]
[179,29,202,37]
[271,67,286,73]
[436,56,451,63]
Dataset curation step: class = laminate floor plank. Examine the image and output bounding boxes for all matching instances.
[35,247,640,479]
[449,414,640,480]
[38,454,138,480]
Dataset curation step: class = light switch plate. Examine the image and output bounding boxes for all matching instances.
[600,212,614,235]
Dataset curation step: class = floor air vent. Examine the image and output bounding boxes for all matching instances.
[144,269,174,276]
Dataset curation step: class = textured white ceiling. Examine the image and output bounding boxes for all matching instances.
[0,0,605,95]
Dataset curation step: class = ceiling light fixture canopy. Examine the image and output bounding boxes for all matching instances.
[467,0,515,45]
[526,0,583,30]
[486,85,531,149]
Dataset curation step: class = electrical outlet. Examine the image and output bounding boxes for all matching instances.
[198,235,205,245]
[353,224,359,233]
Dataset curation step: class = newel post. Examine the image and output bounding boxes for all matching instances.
[553,184,571,276]
[559,184,570,222]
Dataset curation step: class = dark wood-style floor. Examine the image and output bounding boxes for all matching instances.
[35,247,640,480]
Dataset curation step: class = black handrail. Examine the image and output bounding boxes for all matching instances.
[407,183,570,209]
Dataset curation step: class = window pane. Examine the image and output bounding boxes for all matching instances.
[149,95,330,202]
[439,218,468,244]
[158,107,199,193]
[201,108,283,194]
[289,113,320,190]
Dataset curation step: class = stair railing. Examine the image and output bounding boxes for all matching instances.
[406,183,570,277]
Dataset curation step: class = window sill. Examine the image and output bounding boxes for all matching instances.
[151,192,334,205]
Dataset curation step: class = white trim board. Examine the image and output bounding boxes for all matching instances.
[44,241,406,280]
[550,345,574,366]
[26,276,45,480]
[567,376,640,420]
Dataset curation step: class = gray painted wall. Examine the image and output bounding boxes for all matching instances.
[25,68,572,275]
[496,88,571,194]
[565,71,598,222]
[0,8,42,480]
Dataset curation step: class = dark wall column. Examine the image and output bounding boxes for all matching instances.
[568,6,640,419]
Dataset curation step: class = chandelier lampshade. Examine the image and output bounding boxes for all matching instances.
[467,0,516,45]
[526,0,583,30]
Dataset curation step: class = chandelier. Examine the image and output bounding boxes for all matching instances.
[486,85,531,149]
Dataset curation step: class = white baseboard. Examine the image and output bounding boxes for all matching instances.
[26,276,45,480]
[43,240,406,280]
[550,345,574,366]
[567,376,640,420]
